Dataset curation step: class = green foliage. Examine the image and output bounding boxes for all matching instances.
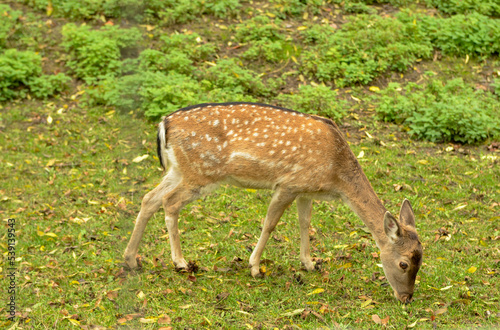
[375,79,500,143]
[29,73,72,98]
[0,49,41,101]
[277,84,347,121]
[420,12,500,56]
[425,0,500,16]
[269,0,324,18]
[62,23,141,83]
[139,49,193,75]
[159,32,218,62]
[301,13,433,86]
[0,49,71,100]
[0,4,22,49]
[235,16,298,63]
[157,0,241,25]
[205,58,273,97]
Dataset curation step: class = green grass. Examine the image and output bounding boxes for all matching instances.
[1,0,499,328]
[0,99,498,328]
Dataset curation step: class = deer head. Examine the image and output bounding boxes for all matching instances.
[381,199,423,303]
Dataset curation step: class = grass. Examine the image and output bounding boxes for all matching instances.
[0,97,498,329]
[1,0,499,328]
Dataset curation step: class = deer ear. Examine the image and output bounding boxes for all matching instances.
[384,211,401,243]
[399,199,416,228]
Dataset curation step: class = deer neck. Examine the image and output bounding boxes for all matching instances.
[340,173,389,249]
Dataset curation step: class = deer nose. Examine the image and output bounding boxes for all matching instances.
[404,293,413,304]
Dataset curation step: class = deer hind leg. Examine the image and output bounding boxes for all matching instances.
[162,182,202,270]
[124,169,181,269]
[249,188,297,277]
[296,197,314,271]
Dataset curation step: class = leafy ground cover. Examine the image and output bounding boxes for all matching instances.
[0,0,499,328]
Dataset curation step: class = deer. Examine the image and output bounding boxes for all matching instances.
[123,102,423,303]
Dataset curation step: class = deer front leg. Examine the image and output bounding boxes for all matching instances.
[249,189,296,277]
[124,175,178,269]
[296,197,314,271]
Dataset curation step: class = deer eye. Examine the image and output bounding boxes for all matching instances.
[399,262,408,270]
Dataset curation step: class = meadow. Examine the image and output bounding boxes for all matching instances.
[0,0,499,328]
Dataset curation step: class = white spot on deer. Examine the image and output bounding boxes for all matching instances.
[224,126,227,130]
[184,116,189,121]
[264,134,269,138]
[223,141,228,148]
[253,133,259,137]
[292,146,297,151]
[282,150,286,154]
[279,140,283,145]
[214,137,219,143]
[244,120,249,125]
[206,134,212,141]
[269,150,275,155]
[317,129,322,133]
[192,142,200,148]
[286,141,291,146]
[299,137,303,142]
[281,132,285,137]
[213,119,219,126]
[263,128,268,133]
[191,131,196,137]
[238,137,242,140]
[217,145,222,151]
[227,130,234,136]
[252,105,256,108]
[308,149,313,154]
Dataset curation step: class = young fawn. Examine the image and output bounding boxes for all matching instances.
[124,102,422,303]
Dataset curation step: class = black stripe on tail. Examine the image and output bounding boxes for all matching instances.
[156,121,166,170]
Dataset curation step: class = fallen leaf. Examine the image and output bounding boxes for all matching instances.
[369,86,380,92]
[307,288,325,295]
[435,307,448,315]
[467,266,477,273]
[282,308,305,317]
[158,315,171,324]
[132,154,149,163]
[372,314,381,324]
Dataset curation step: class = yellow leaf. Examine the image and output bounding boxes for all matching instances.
[37,230,45,237]
[291,56,298,64]
[132,155,149,163]
[44,232,58,238]
[68,319,80,326]
[297,26,308,31]
[139,318,156,324]
[266,12,276,17]
[361,299,373,308]
[46,159,56,167]
[136,291,145,299]
[307,288,325,295]
[246,189,256,193]
[369,86,380,92]
[417,160,429,165]
[467,266,477,273]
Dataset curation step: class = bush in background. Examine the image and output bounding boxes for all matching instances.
[375,79,500,143]
[277,84,347,121]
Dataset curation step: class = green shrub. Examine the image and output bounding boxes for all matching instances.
[157,0,240,25]
[375,79,500,143]
[269,0,324,18]
[139,49,193,75]
[0,49,72,100]
[0,4,22,49]
[277,84,348,121]
[159,32,217,62]
[234,15,298,63]
[205,58,272,97]
[29,73,72,98]
[0,49,42,101]
[301,13,433,87]
[420,12,500,56]
[62,23,141,83]
[424,0,500,16]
